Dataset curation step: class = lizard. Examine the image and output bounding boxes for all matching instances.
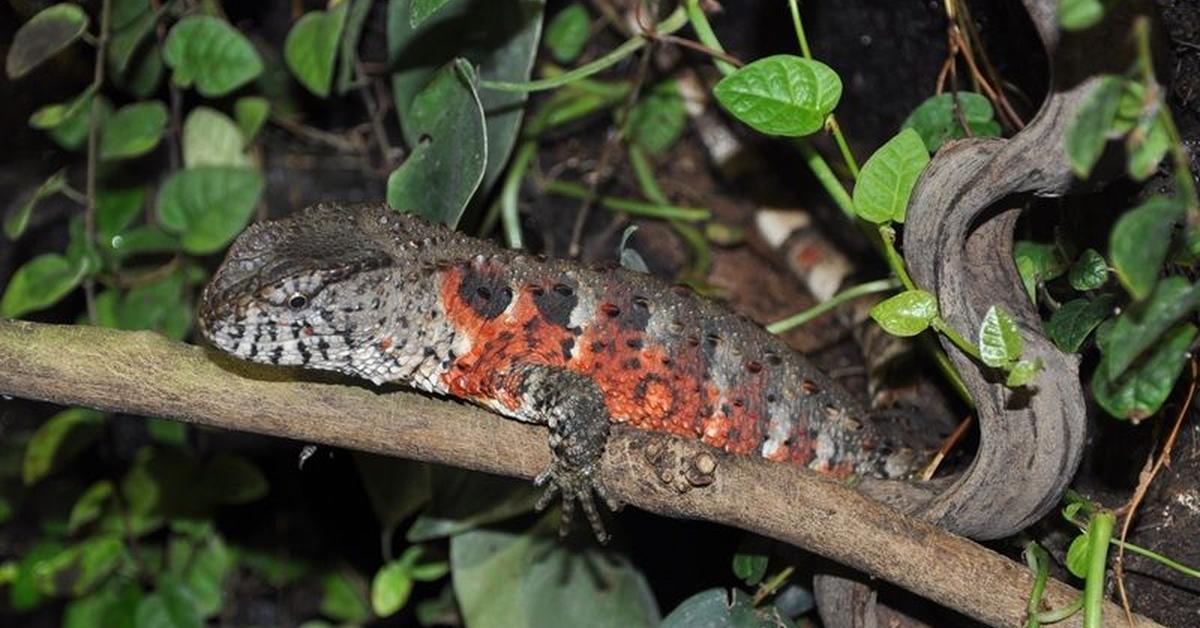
[198,201,925,540]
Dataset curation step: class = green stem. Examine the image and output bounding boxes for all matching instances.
[786,0,859,179]
[827,116,860,178]
[628,144,668,204]
[684,0,735,76]
[1023,542,1050,628]
[498,141,537,249]
[767,279,900,334]
[1083,511,1115,628]
[786,0,812,59]
[1133,17,1199,214]
[543,179,711,221]
[1033,598,1083,624]
[931,316,983,362]
[918,333,975,407]
[1112,539,1200,579]
[480,8,687,92]
[798,140,855,216]
[877,226,916,290]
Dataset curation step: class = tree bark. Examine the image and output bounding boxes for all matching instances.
[0,320,1159,627]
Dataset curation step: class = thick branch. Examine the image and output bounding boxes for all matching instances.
[0,320,1158,627]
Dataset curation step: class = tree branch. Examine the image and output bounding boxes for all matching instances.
[0,320,1159,627]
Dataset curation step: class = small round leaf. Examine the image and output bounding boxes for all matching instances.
[100,101,168,161]
[869,290,938,337]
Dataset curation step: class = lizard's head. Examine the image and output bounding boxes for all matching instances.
[198,203,399,374]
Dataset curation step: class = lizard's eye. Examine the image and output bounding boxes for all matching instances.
[287,293,309,310]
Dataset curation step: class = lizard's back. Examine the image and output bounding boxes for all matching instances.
[200,202,917,480]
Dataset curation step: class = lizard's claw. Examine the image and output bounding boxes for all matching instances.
[534,460,620,543]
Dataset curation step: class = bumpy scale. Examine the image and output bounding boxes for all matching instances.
[199,202,922,539]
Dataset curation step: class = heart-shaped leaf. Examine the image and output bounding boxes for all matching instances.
[164,16,263,97]
[978,304,1022,368]
[156,167,263,254]
[713,55,842,137]
[183,107,249,168]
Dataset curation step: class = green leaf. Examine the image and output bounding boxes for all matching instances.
[387,59,486,228]
[901,91,1002,152]
[1065,533,1090,579]
[5,4,89,79]
[0,253,91,319]
[1065,75,1123,177]
[107,0,158,77]
[661,588,789,628]
[135,576,203,628]
[118,271,191,339]
[1093,323,1197,421]
[372,561,415,617]
[29,85,97,130]
[1099,277,1200,380]
[978,305,1023,368]
[202,453,268,505]
[1127,113,1169,180]
[146,418,188,446]
[1014,240,1070,304]
[544,3,589,64]
[626,80,687,154]
[410,0,454,27]
[1045,295,1116,352]
[234,96,270,142]
[451,517,661,628]
[1068,248,1108,291]
[23,409,105,485]
[96,186,147,242]
[68,480,115,534]
[182,106,249,168]
[173,534,232,618]
[156,167,264,255]
[353,454,431,549]
[5,169,66,240]
[713,54,842,137]
[869,289,938,337]
[34,534,123,596]
[63,578,142,628]
[388,0,544,197]
[320,569,371,623]
[100,101,167,161]
[1059,0,1111,31]
[336,0,372,95]
[1110,195,1184,300]
[731,553,768,587]
[284,3,349,98]
[1005,358,1043,388]
[47,94,111,152]
[406,468,539,542]
[164,16,264,97]
[10,540,64,610]
[852,128,930,223]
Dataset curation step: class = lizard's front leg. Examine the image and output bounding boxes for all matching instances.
[504,364,620,542]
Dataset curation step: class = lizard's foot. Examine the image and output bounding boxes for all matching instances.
[534,459,620,543]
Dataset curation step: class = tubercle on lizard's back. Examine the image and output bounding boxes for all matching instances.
[428,247,882,478]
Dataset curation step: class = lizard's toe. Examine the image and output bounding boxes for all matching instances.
[533,460,618,543]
